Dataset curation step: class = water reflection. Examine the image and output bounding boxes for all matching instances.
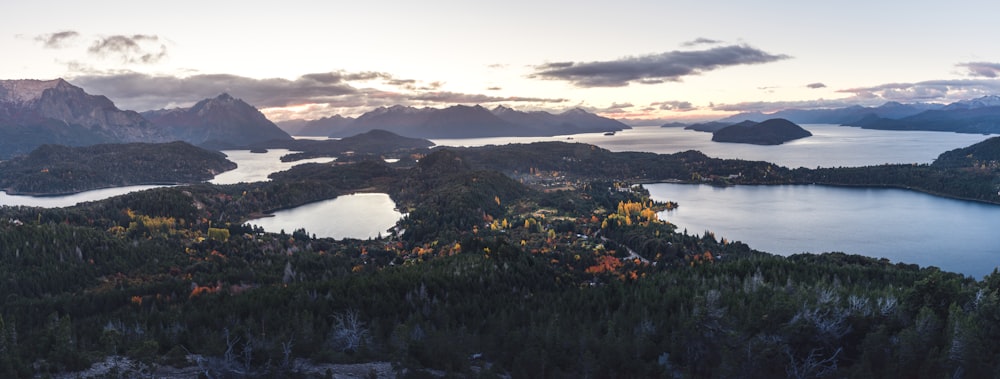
[248,193,403,240]
[0,185,166,208]
[647,183,1000,278]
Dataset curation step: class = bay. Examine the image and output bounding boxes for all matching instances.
[646,183,1000,278]
[210,149,335,184]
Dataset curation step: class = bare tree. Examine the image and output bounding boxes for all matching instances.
[785,347,842,379]
[329,309,371,353]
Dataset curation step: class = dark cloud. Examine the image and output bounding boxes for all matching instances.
[70,72,359,110]
[35,31,80,48]
[88,34,167,64]
[957,62,1000,78]
[486,86,502,91]
[530,44,790,87]
[807,82,827,89]
[68,71,566,120]
[681,38,722,47]
[652,100,695,111]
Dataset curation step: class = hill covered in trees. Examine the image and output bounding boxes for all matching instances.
[711,119,813,145]
[0,142,236,195]
[1,142,1000,377]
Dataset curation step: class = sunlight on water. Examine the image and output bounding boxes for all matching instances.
[248,193,403,240]
[211,149,336,184]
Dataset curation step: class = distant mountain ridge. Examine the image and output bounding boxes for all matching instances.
[717,102,943,125]
[288,104,630,138]
[142,93,292,148]
[711,96,1000,134]
[0,79,168,159]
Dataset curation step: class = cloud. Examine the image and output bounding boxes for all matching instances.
[68,70,567,120]
[70,71,360,110]
[712,78,1000,113]
[589,102,634,114]
[35,31,80,48]
[711,98,873,113]
[681,37,722,47]
[88,34,167,64]
[530,44,791,87]
[806,82,827,89]
[652,100,695,111]
[486,86,502,91]
[957,62,1000,78]
[409,91,566,104]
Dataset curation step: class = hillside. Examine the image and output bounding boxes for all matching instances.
[266,129,435,161]
[0,143,997,378]
[711,118,812,145]
[933,136,1000,168]
[851,106,1000,134]
[0,141,236,195]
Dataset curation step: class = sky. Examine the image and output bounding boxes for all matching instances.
[5,0,1000,123]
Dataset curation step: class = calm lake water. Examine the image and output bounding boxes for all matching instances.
[647,183,1000,278]
[433,124,994,168]
[210,149,335,184]
[248,193,403,240]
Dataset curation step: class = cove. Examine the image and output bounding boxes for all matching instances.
[0,185,166,208]
[248,193,403,240]
[646,183,1000,278]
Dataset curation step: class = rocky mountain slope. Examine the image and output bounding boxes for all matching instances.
[142,93,292,148]
[0,79,167,159]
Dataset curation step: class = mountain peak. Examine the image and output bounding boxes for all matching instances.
[0,78,67,104]
[561,107,590,116]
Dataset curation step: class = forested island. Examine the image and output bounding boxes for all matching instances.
[0,142,236,195]
[711,119,813,145]
[1,134,1000,378]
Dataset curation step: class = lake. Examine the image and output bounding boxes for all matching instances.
[0,149,334,207]
[433,124,994,168]
[646,183,1000,278]
[247,193,403,240]
[0,185,166,208]
[210,149,335,184]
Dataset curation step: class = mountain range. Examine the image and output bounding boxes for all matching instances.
[0,79,167,159]
[0,79,291,159]
[283,104,630,138]
[141,93,292,149]
[711,96,1000,134]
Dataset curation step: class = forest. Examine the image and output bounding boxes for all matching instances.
[1,141,999,378]
[0,142,236,195]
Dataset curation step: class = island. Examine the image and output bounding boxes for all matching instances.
[711,118,813,145]
[0,141,236,195]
